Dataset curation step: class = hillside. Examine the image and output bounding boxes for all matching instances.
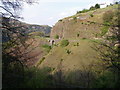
[22,24,51,36]
[37,4,119,78]
[38,39,102,70]
[2,17,52,66]
[2,18,51,42]
[50,5,118,39]
[2,3,120,88]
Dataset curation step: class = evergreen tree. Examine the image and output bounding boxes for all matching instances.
[95,4,100,9]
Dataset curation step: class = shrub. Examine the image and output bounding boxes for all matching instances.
[73,17,77,22]
[92,71,117,88]
[42,44,52,53]
[106,36,117,41]
[59,19,62,22]
[60,40,69,47]
[54,34,59,39]
[77,33,80,37]
[76,3,100,14]
[76,43,79,46]
[74,43,79,46]
[66,49,71,54]
[100,26,109,36]
[90,6,96,10]
[110,3,113,6]
[90,14,94,17]
[76,9,89,14]
[45,35,50,38]
[23,67,54,88]
[60,59,64,62]
[73,17,77,20]
[37,57,45,66]
[115,2,118,4]
[82,37,87,40]
[90,21,96,24]
[81,9,89,13]
[103,22,111,26]
[95,4,100,9]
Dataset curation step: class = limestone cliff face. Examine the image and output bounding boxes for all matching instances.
[50,7,115,39]
[51,19,101,39]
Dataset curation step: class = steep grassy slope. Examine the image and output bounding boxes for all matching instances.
[50,5,118,39]
[37,5,118,71]
[38,39,102,71]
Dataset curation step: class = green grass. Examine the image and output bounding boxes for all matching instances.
[36,57,46,67]
[39,39,102,71]
[54,34,59,39]
[82,38,102,43]
[76,9,90,14]
[22,67,54,88]
[60,40,69,47]
[100,26,109,36]
[42,44,52,53]
[92,71,117,88]
[103,22,111,26]
[36,4,119,88]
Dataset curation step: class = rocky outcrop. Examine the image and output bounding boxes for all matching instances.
[50,14,102,39]
[50,6,117,39]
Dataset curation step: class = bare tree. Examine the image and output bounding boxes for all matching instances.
[1,0,38,88]
[92,7,120,87]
